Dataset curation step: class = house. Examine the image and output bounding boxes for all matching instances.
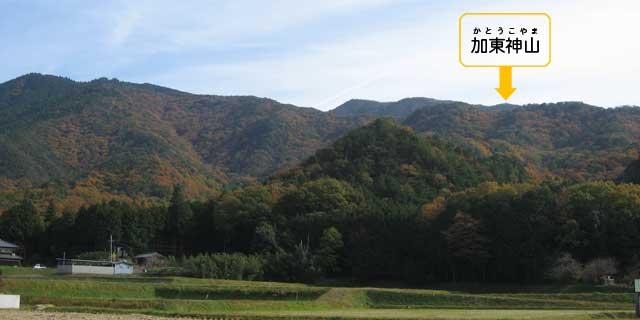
[133,252,164,267]
[56,258,133,275]
[0,238,22,266]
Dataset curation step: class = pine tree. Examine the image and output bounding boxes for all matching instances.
[167,185,193,256]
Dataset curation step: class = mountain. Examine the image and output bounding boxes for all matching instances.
[331,98,521,119]
[331,97,461,118]
[0,74,367,210]
[1,73,639,210]
[402,102,640,181]
[278,118,530,205]
[333,98,640,181]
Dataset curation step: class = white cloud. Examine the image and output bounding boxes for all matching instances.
[6,0,639,110]
[143,0,640,110]
[101,0,394,53]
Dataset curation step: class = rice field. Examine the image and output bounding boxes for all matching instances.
[0,267,635,319]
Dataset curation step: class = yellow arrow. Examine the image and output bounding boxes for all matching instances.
[495,66,516,100]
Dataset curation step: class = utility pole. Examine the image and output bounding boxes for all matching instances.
[109,234,113,262]
[635,279,640,317]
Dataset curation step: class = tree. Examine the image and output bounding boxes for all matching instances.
[43,201,57,227]
[46,209,76,258]
[582,257,617,283]
[0,199,44,260]
[275,178,363,217]
[167,185,193,256]
[546,253,583,282]
[316,227,343,274]
[443,212,490,281]
[252,221,279,253]
[288,239,321,282]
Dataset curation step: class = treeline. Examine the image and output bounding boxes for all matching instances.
[3,180,640,284]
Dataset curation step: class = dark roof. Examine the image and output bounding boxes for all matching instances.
[0,253,22,260]
[0,238,18,249]
[134,252,164,259]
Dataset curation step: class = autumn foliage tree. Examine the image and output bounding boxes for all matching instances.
[444,212,490,281]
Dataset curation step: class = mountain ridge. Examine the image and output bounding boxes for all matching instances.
[1,73,639,211]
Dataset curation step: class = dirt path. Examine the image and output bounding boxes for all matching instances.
[0,310,192,320]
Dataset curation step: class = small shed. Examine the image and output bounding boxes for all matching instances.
[133,252,164,267]
[0,239,22,266]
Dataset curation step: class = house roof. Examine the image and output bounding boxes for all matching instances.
[0,253,22,260]
[0,238,18,249]
[134,252,164,259]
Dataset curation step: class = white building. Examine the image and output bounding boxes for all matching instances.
[56,258,133,275]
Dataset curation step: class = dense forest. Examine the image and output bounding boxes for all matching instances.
[3,119,640,284]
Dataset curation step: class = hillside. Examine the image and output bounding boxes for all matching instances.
[332,99,640,181]
[331,98,519,119]
[0,74,366,210]
[402,102,640,181]
[278,118,530,205]
[1,73,639,210]
[331,97,455,118]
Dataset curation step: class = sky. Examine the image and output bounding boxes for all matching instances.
[1,0,639,110]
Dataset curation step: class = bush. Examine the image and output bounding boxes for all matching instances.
[582,257,617,284]
[546,253,583,282]
[264,241,321,283]
[181,253,264,280]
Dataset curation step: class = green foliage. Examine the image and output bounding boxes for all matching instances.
[265,240,321,283]
[619,158,640,184]
[283,119,529,208]
[154,285,326,300]
[0,199,43,243]
[316,227,343,274]
[275,178,364,216]
[253,221,280,253]
[180,253,264,280]
[167,185,193,256]
[546,253,583,282]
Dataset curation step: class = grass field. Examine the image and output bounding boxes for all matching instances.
[0,266,636,319]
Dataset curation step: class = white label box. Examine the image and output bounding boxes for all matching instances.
[459,13,551,67]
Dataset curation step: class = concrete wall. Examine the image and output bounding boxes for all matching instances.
[0,295,20,309]
[57,264,114,275]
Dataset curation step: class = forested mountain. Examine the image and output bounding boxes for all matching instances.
[402,102,640,181]
[0,74,366,210]
[1,73,639,211]
[334,98,640,181]
[278,119,529,206]
[331,97,457,118]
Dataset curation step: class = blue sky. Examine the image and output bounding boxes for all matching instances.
[2,0,639,110]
